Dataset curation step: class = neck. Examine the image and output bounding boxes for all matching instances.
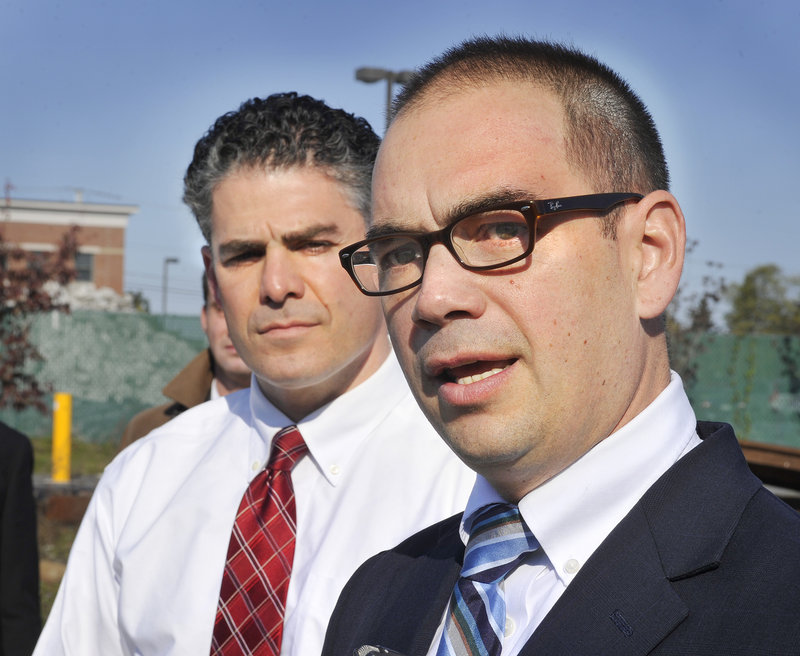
[212,369,251,396]
[257,334,391,422]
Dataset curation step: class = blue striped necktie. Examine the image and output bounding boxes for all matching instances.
[436,503,539,656]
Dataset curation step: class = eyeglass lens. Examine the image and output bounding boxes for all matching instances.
[351,207,532,294]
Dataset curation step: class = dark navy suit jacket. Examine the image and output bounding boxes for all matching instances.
[323,423,800,655]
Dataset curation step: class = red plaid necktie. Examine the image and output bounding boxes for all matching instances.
[210,426,308,656]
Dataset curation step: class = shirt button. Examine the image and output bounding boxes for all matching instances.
[564,558,581,575]
[329,464,341,476]
[251,461,261,472]
[504,615,516,637]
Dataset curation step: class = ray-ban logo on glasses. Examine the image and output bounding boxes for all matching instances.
[547,201,563,211]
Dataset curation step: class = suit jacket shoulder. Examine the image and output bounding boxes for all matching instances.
[525,421,800,655]
[324,422,800,656]
[322,513,463,656]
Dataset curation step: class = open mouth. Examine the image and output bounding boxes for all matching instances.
[445,360,514,385]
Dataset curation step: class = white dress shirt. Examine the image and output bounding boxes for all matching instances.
[36,352,474,656]
[426,371,701,656]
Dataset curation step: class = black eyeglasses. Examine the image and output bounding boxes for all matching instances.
[339,192,643,296]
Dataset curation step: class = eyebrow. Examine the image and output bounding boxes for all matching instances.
[217,223,345,258]
[217,239,263,261]
[367,186,537,239]
[280,223,344,247]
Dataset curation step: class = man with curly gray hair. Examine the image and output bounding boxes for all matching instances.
[36,93,473,656]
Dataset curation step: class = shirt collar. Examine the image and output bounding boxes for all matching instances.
[248,349,408,486]
[460,371,699,585]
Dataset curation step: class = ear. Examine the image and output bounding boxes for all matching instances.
[201,245,222,307]
[200,303,209,335]
[630,190,686,320]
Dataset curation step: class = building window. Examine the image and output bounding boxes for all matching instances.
[76,252,94,282]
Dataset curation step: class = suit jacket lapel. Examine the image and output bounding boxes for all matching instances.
[522,504,688,655]
[521,423,760,655]
[407,547,462,656]
[365,514,465,656]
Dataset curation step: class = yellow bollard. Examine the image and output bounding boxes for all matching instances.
[52,392,72,483]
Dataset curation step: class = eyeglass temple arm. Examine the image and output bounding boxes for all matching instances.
[533,193,643,217]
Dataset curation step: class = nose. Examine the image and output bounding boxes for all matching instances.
[260,245,304,305]
[411,244,486,326]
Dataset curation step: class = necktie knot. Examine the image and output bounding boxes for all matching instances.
[268,426,308,471]
[461,503,538,584]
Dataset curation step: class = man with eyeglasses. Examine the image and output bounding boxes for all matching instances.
[324,37,800,656]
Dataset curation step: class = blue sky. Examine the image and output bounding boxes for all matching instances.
[2,0,798,316]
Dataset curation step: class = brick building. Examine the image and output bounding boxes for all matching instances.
[1,194,138,294]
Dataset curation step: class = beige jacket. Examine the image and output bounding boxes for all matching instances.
[118,350,214,451]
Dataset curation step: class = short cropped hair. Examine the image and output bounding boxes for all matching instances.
[184,92,380,243]
[392,37,669,210]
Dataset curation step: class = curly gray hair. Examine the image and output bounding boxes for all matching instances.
[184,92,380,243]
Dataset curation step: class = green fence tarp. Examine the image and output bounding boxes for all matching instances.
[0,310,205,442]
[2,312,799,448]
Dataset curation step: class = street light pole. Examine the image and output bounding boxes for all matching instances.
[162,256,179,326]
[355,67,414,131]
